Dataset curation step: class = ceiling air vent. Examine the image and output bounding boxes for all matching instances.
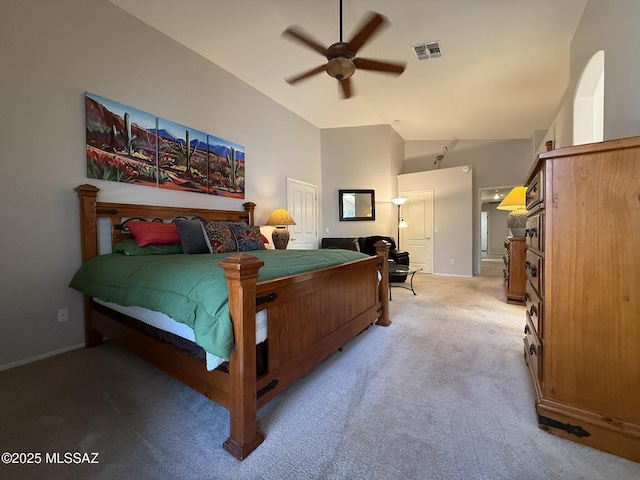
[412,41,442,60]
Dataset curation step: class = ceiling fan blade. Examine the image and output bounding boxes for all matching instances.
[282,27,328,57]
[285,64,327,84]
[339,77,353,99]
[353,57,406,74]
[346,12,387,55]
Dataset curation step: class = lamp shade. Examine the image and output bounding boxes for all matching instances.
[391,197,407,206]
[265,208,296,226]
[496,186,527,211]
[496,186,527,237]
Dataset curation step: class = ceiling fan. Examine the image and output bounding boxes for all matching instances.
[282,0,406,99]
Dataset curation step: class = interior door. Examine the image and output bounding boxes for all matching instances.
[287,178,318,249]
[399,190,434,273]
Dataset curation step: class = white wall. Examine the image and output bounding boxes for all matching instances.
[0,0,321,369]
[398,167,474,276]
[321,125,404,239]
[547,0,640,147]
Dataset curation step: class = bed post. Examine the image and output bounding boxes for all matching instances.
[75,184,100,262]
[219,253,265,460]
[75,184,103,347]
[243,202,256,226]
[374,241,391,326]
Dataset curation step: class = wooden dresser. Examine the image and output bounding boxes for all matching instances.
[502,236,526,304]
[523,136,640,463]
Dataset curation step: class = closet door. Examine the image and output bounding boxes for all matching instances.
[287,178,318,249]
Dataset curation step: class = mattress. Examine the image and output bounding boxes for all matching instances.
[94,298,268,370]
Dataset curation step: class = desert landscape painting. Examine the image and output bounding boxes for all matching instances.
[85,93,245,197]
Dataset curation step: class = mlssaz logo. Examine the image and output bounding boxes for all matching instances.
[45,452,100,464]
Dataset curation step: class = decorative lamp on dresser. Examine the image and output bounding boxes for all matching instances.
[522,135,640,463]
[497,185,528,305]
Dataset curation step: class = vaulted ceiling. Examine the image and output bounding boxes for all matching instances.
[109,0,588,141]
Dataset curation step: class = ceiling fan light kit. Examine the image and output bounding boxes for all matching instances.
[326,57,356,80]
[282,0,406,99]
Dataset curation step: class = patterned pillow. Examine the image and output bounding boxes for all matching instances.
[202,220,237,253]
[226,222,267,251]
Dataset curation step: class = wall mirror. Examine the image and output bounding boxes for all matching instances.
[339,189,375,221]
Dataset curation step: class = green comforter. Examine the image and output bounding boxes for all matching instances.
[69,249,370,360]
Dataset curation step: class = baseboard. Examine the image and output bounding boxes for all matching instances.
[0,343,85,372]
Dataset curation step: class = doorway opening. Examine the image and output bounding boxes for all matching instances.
[476,186,513,275]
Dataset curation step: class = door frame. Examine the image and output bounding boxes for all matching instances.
[476,185,515,274]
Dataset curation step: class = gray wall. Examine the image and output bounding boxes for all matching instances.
[0,0,321,369]
[321,125,405,239]
[548,0,640,147]
[406,139,532,273]
[398,166,474,276]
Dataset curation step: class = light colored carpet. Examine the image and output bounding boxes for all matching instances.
[1,274,639,480]
[480,258,504,278]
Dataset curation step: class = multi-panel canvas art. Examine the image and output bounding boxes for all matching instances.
[85,93,245,198]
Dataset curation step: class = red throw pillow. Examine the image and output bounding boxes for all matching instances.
[127,221,181,247]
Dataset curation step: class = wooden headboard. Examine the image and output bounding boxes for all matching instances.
[75,184,256,263]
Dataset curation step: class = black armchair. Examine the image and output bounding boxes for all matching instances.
[320,236,409,283]
[358,236,409,282]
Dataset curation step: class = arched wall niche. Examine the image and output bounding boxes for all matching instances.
[573,50,604,145]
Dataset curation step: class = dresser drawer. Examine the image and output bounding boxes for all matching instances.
[525,282,543,338]
[525,250,544,296]
[525,213,544,253]
[524,315,542,383]
[526,168,544,211]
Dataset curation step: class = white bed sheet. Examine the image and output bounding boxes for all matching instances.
[94,298,268,370]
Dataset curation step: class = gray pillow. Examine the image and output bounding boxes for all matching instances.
[174,218,211,254]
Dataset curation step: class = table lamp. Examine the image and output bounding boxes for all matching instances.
[265,208,296,249]
[496,186,527,237]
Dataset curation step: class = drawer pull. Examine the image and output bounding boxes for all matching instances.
[529,343,537,356]
[525,261,537,276]
[529,305,537,317]
[524,324,531,334]
[529,228,537,238]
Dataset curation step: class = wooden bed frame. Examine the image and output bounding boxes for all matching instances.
[75,184,390,460]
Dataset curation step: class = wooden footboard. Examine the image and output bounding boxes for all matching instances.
[220,244,389,458]
[75,184,389,460]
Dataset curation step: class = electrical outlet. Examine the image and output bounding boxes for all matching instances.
[450,259,455,265]
[57,308,69,323]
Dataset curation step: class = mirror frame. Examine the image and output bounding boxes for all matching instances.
[338,189,376,221]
